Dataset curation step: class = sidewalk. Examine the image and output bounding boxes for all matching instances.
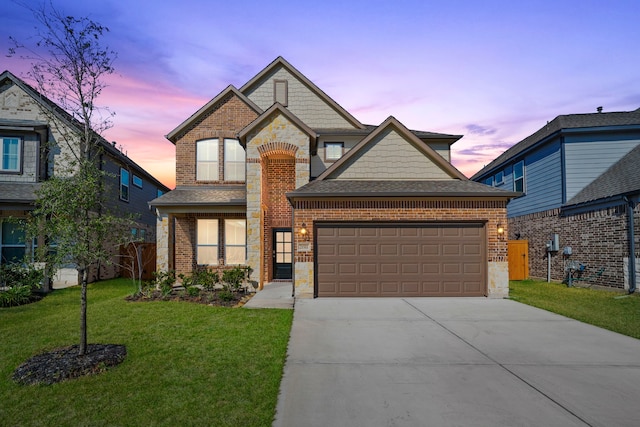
[243,282,294,309]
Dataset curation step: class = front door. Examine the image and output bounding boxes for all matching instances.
[273,229,292,280]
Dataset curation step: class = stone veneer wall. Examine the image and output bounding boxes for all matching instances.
[509,203,640,289]
[291,199,509,298]
[245,114,311,286]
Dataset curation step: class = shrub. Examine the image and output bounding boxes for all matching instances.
[218,289,234,302]
[222,267,246,292]
[152,270,176,294]
[0,285,34,307]
[179,269,219,291]
[0,263,44,289]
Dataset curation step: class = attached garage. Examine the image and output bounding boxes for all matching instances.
[315,222,486,297]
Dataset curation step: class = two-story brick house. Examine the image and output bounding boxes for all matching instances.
[472,108,640,290]
[151,57,518,298]
[0,70,170,287]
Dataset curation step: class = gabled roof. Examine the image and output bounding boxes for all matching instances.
[237,102,316,150]
[565,143,640,208]
[316,116,467,181]
[239,56,365,130]
[472,108,640,180]
[1,70,169,191]
[166,85,262,144]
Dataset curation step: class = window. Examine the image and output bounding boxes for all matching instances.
[325,142,344,161]
[197,138,219,181]
[1,137,21,172]
[1,221,26,264]
[133,175,143,188]
[495,170,504,186]
[139,229,146,241]
[120,168,130,201]
[225,219,246,265]
[274,80,288,106]
[513,161,525,192]
[157,189,164,198]
[197,219,218,265]
[484,176,494,186]
[224,139,245,181]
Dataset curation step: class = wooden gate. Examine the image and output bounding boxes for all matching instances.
[120,243,156,281]
[508,240,529,280]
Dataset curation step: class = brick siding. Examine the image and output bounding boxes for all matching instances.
[175,94,258,186]
[509,204,640,289]
[291,199,508,264]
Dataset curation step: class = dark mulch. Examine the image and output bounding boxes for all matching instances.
[12,344,127,385]
[125,289,253,307]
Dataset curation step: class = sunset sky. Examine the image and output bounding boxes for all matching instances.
[2,0,639,189]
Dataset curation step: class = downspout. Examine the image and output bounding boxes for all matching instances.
[624,196,637,293]
[291,204,296,298]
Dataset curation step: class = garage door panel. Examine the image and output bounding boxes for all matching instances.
[401,244,419,256]
[359,244,377,256]
[381,263,398,274]
[359,263,378,274]
[316,224,485,297]
[380,282,399,294]
[380,244,398,256]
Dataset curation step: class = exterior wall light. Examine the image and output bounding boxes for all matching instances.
[497,224,505,237]
[299,223,309,241]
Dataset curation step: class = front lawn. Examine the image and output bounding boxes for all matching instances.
[0,278,293,426]
[510,279,640,339]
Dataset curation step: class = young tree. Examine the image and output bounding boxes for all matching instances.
[10,2,135,355]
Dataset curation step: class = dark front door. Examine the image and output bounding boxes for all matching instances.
[273,229,292,280]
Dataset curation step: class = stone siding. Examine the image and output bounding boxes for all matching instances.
[509,204,640,289]
[245,112,310,285]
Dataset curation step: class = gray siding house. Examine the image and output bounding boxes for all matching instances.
[0,70,169,287]
[472,108,640,290]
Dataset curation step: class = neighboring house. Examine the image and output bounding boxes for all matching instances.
[472,108,640,290]
[0,70,170,288]
[150,57,518,298]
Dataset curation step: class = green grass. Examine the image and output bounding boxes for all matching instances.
[510,279,640,339]
[0,278,293,427]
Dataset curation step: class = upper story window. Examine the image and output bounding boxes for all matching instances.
[133,174,143,188]
[325,142,344,161]
[197,138,219,181]
[513,161,525,192]
[224,138,245,181]
[120,168,130,201]
[495,170,504,186]
[484,176,494,186]
[157,189,164,198]
[1,137,21,173]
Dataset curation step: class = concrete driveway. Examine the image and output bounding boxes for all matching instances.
[273,298,640,427]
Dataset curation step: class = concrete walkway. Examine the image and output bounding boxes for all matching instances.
[243,282,294,309]
[273,298,640,427]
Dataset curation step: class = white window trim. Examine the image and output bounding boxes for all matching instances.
[224,219,246,265]
[223,138,245,182]
[197,219,219,266]
[197,138,219,181]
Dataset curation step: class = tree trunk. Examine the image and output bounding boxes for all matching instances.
[79,268,88,356]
